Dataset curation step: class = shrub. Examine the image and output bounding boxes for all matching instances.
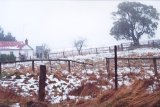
[19,54,26,61]
[0,54,16,62]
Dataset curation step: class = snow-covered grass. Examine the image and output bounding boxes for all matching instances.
[0,47,160,106]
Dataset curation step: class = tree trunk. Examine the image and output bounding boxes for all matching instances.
[133,38,139,46]
[131,28,140,46]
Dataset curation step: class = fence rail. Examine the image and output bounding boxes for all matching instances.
[0,59,93,77]
[36,55,160,101]
[49,39,160,58]
[0,50,160,100]
[0,56,159,79]
[106,57,160,74]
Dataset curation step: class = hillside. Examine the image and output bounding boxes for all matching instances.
[0,47,160,107]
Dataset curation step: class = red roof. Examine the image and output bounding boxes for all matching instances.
[0,41,25,49]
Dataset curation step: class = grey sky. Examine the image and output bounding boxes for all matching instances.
[0,0,160,52]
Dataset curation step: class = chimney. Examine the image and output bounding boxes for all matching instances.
[25,39,28,45]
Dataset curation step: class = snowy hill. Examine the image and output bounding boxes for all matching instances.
[0,47,160,106]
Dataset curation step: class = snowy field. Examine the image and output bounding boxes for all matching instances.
[0,47,160,106]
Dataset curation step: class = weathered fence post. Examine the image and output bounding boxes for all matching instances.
[121,44,123,51]
[32,60,34,72]
[114,45,118,90]
[96,48,98,54]
[0,62,1,78]
[68,60,71,72]
[109,47,111,52]
[63,52,65,58]
[48,54,50,59]
[153,58,157,76]
[39,65,47,101]
[152,40,155,47]
[117,45,120,51]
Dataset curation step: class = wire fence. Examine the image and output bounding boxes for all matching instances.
[49,39,160,58]
[0,45,160,103]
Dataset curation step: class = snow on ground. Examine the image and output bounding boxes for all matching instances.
[0,47,160,105]
[0,72,85,103]
[65,47,160,61]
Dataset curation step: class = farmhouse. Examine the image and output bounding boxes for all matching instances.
[0,39,34,60]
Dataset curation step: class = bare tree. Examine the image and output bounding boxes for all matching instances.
[42,44,51,59]
[74,38,86,55]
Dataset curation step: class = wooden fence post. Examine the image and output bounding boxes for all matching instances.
[72,51,74,57]
[68,60,71,72]
[109,47,111,52]
[114,45,118,90]
[121,44,123,51]
[63,52,65,58]
[153,58,157,76]
[32,60,34,72]
[48,54,50,59]
[96,48,98,54]
[152,40,155,47]
[38,65,47,101]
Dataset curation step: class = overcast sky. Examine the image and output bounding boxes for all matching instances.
[0,0,160,52]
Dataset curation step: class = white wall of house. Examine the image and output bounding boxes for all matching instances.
[20,45,34,59]
[19,49,34,59]
[0,45,34,60]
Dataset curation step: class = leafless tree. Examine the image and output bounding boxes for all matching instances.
[74,38,86,55]
[42,44,51,59]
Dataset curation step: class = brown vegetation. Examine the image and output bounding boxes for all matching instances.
[68,79,160,107]
[0,50,160,107]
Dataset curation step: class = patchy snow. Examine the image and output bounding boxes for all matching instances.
[10,103,20,107]
[66,47,160,60]
[0,47,160,104]
[0,72,85,103]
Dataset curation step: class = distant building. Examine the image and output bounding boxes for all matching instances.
[36,46,45,58]
[36,45,50,59]
[0,39,34,60]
